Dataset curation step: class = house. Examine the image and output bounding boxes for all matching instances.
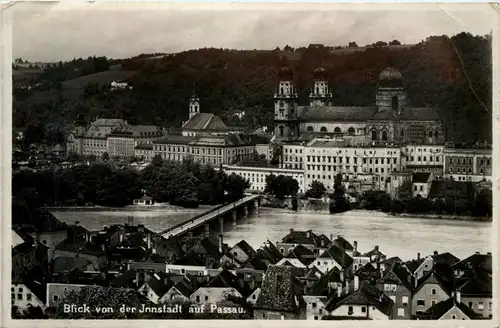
[277,245,316,268]
[404,253,434,282]
[418,293,482,320]
[276,229,324,255]
[53,237,107,270]
[354,263,380,283]
[451,252,492,279]
[138,273,174,304]
[246,240,282,269]
[456,275,492,319]
[11,269,47,312]
[132,195,155,206]
[411,270,453,317]
[412,172,433,198]
[109,269,138,289]
[160,279,194,304]
[362,245,387,263]
[12,235,49,281]
[330,235,354,256]
[254,265,307,319]
[151,235,185,263]
[312,244,354,274]
[324,280,394,320]
[376,261,413,319]
[379,256,402,273]
[221,240,256,267]
[308,267,342,297]
[183,236,223,268]
[52,256,96,277]
[190,270,244,305]
[303,295,328,320]
[246,287,261,305]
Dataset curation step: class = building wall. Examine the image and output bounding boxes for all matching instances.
[223,165,305,193]
[281,144,305,170]
[254,309,304,320]
[229,245,253,265]
[443,149,492,182]
[11,284,45,310]
[30,231,69,260]
[82,137,108,157]
[160,288,190,304]
[138,283,161,304]
[377,282,412,319]
[328,304,389,320]
[405,145,444,176]
[413,257,434,281]
[439,306,471,320]
[46,283,87,307]
[255,144,272,160]
[135,148,154,162]
[412,182,431,198]
[303,295,327,320]
[300,122,366,135]
[246,288,261,305]
[461,296,492,319]
[411,283,450,315]
[190,287,242,305]
[107,136,135,158]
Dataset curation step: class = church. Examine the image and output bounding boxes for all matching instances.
[273,66,444,146]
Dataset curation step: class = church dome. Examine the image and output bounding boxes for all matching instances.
[313,67,327,79]
[278,66,294,80]
[378,67,403,86]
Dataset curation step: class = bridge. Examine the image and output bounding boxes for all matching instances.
[161,194,262,239]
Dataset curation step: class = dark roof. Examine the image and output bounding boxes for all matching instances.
[153,134,195,145]
[399,107,441,121]
[428,180,475,199]
[298,106,376,122]
[457,275,492,297]
[233,240,257,258]
[146,275,173,298]
[53,256,94,273]
[414,270,454,295]
[13,208,67,232]
[182,113,228,131]
[331,236,353,251]
[309,267,341,296]
[16,267,47,303]
[318,245,354,268]
[378,262,413,291]
[420,297,482,319]
[413,172,431,183]
[110,269,137,288]
[243,257,268,271]
[381,256,402,266]
[175,252,206,266]
[260,241,283,263]
[452,253,492,274]
[355,263,378,275]
[254,265,305,313]
[404,258,425,274]
[171,280,193,298]
[432,252,460,266]
[325,281,393,316]
[362,247,386,260]
[285,245,316,266]
[369,110,398,121]
[280,229,321,247]
[54,240,105,257]
[135,143,154,150]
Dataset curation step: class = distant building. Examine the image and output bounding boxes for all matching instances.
[412,172,433,198]
[443,147,492,182]
[107,125,163,159]
[134,143,154,162]
[405,145,444,177]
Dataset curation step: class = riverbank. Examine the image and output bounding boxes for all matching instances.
[260,206,492,222]
[45,204,214,212]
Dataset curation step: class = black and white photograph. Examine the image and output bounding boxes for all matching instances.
[3,2,498,323]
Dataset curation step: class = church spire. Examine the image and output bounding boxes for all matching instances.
[189,82,200,119]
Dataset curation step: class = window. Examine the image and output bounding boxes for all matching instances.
[451,315,456,319]
[320,126,327,132]
[11,293,15,300]
[307,126,314,132]
[196,295,200,302]
[391,285,397,292]
[398,308,405,317]
[392,96,398,110]
[53,295,59,302]
[489,302,492,309]
[279,126,284,137]
[348,306,353,315]
[17,294,22,300]
[314,316,318,320]
[27,293,32,301]
[334,127,341,133]
[468,302,473,308]
[402,296,408,305]
[348,127,355,135]
[384,284,391,291]
[417,299,425,306]
[382,131,388,141]
[478,302,484,310]
[19,287,23,292]
[205,296,209,301]
[371,130,378,141]
[431,300,437,306]
[361,306,366,313]
[312,302,317,308]
[428,131,433,138]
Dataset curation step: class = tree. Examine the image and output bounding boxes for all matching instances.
[102,152,109,161]
[330,174,350,213]
[270,143,282,166]
[348,41,358,48]
[397,180,413,202]
[265,175,299,200]
[389,39,401,46]
[152,154,163,166]
[304,180,326,199]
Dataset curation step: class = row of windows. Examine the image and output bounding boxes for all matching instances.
[11,293,33,301]
[409,156,441,162]
[283,148,303,154]
[306,156,398,165]
[408,148,442,153]
[306,126,356,134]
[449,157,491,165]
[448,167,486,174]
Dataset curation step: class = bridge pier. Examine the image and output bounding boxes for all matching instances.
[254,200,259,215]
[204,223,210,237]
[244,205,248,217]
[188,231,193,238]
[219,216,224,233]
[232,211,237,226]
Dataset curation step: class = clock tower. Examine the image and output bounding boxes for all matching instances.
[274,66,299,141]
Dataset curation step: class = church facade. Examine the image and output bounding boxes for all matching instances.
[273,66,445,146]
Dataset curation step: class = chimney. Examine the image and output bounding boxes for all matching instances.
[353,241,358,254]
[250,276,256,290]
[337,284,342,297]
[375,245,379,251]
[456,290,461,303]
[87,232,92,243]
[433,250,438,256]
[345,279,349,294]
[306,230,311,238]
[417,252,420,260]
[138,224,145,233]
[218,235,224,254]
[290,228,294,233]
[340,269,345,282]
[377,261,382,277]
[330,233,333,241]
[146,234,151,249]
[475,251,480,255]
[354,275,359,291]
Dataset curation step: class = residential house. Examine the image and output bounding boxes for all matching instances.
[254,265,307,319]
[376,261,413,319]
[190,270,244,305]
[303,295,328,320]
[404,253,434,282]
[182,236,223,268]
[276,245,316,268]
[79,118,129,157]
[160,279,194,304]
[354,263,380,283]
[379,256,402,273]
[107,125,163,159]
[419,293,482,320]
[132,195,155,206]
[246,287,261,305]
[452,252,492,279]
[412,172,433,198]
[456,275,493,319]
[411,270,453,317]
[11,270,47,311]
[221,240,256,268]
[135,143,155,162]
[308,267,342,297]
[151,234,185,263]
[52,256,97,280]
[324,280,394,320]
[46,283,88,308]
[362,245,387,263]
[330,236,354,257]
[312,244,354,274]
[53,234,107,270]
[138,273,174,304]
[276,229,324,256]
[12,234,49,281]
[109,269,138,289]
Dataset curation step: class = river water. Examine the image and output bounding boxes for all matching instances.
[51,207,491,262]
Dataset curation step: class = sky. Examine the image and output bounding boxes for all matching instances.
[9,2,496,63]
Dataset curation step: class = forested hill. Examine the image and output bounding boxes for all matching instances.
[13,32,491,146]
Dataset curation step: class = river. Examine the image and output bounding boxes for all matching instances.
[51,207,491,262]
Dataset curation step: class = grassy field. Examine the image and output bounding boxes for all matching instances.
[61,70,139,89]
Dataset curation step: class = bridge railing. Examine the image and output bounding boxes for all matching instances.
[161,195,260,236]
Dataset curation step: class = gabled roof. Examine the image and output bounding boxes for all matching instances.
[233,240,256,258]
[243,257,268,271]
[285,245,316,266]
[280,229,322,246]
[318,244,354,268]
[110,269,137,288]
[53,256,94,273]
[325,281,393,316]
[145,276,173,299]
[414,270,454,295]
[254,265,305,313]
[457,275,492,297]
[54,240,105,257]
[153,134,195,145]
[404,258,426,274]
[362,247,386,260]
[355,263,378,275]
[420,297,482,319]
[171,280,194,298]
[15,267,47,303]
[399,107,441,121]
[309,267,341,296]
[331,236,353,251]
[182,113,228,131]
[297,106,376,122]
[381,256,402,266]
[452,253,491,274]
[378,262,413,291]
[304,266,323,280]
[432,252,460,267]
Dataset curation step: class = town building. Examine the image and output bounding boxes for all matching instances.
[134,144,154,162]
[404,145,444,177]
[106,125,163,159]
[412,172,434,198]
[376,262,413,319]
[443,147,492,182]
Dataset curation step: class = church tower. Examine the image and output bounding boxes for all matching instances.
[189,90,200,119]
[309,67,332,106]
[376,67,406,115]
[274,66,299,141]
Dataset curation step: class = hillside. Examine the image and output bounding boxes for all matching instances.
[12,32,492,146]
